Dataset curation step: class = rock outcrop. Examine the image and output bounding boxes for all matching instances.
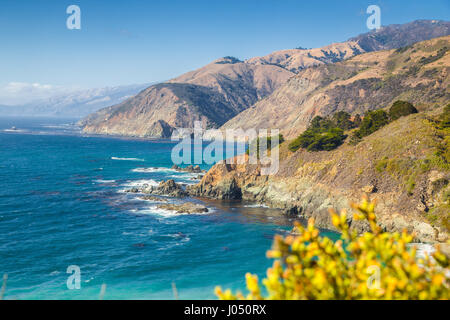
[126,180,188,198]
[157,202,209,215]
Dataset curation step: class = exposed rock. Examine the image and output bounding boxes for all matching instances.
[79,61,293,138]
[139,195,169,202]
[157,202,209,214]
[149,180,188,198]
[361,185,377,194]
[182,165,203,173]
[126,180,188,198]
[172,164,205,174]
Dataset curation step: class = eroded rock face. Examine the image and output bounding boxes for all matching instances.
[79,61,294,138]
[157,202,209,214]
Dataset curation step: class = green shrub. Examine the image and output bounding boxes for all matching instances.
[389,101,418,121]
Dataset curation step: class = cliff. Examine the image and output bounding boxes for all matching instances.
[189,108,450,244]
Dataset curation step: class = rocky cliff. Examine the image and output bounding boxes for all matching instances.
[189,108,450,244]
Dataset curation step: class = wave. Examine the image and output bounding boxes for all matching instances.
[93,179,116,184]
[118,179,160,194]
[134,205,213,218]
[2,129,27,133]
[131,167,176,173]
[243,204,270,208]
[122,179,160,188]
[111,157,145,162]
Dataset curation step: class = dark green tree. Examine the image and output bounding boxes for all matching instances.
[389,101,418,121]
[332,111,355,130]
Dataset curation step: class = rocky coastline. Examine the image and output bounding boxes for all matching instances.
[187,124,450,245]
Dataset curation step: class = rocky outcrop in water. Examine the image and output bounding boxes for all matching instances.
[172,165,205,174]
[157,202,209,214]
[126,180,188,198]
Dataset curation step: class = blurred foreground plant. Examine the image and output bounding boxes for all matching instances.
[216,197,449,300]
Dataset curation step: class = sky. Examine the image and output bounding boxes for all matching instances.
[0,0,449,105]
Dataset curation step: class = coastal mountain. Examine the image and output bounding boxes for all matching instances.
[80,20,450,138]
[222,36,450,139]
[0,84,150,118]
[79,58,294,138]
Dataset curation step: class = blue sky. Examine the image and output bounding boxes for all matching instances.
[0,0,449,102]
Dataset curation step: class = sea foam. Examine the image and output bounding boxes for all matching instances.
[112,157,145,162]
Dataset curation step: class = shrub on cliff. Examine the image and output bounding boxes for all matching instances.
[389,101,418,121]
[351,102,419,145]
[216,197,449,300]
[288,115,351,152]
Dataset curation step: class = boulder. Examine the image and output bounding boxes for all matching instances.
[150,180,188,198]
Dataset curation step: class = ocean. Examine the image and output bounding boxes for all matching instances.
[0,117,337,300]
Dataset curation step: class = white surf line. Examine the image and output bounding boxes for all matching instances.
[111,157,145,162]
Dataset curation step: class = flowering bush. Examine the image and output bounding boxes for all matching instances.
[216,197,449,300]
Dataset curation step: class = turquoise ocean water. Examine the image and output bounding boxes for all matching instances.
[0,117,337,300]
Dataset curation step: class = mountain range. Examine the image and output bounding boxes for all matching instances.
[224,35,450,139]
[79,19,450,138]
